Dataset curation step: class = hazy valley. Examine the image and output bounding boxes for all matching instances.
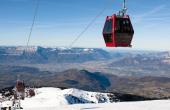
[0,46,170,99]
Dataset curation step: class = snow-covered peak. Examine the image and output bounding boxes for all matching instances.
[83,48,94,52]
[64,88,112,104]
[1,87,116,108]
[1,87,170,110]
[32,87,114,105]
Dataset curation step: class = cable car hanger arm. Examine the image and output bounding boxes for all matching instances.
[117,0,127,17]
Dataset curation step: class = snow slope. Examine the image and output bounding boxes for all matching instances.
[25,100,170,110]
[1,87,115,108]
[2,100,170,110]
[1,87,170,110]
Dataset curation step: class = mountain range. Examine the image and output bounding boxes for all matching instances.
[0,46,111,64]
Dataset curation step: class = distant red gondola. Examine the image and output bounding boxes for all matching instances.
[103,0,134,47]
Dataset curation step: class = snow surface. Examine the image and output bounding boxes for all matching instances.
[1,87,170,110]
[21,87,112,106]
[3,100,170,110]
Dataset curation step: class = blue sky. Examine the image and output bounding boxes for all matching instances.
[0,0,170,50]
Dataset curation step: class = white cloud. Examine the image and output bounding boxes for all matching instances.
[133,5,167,24]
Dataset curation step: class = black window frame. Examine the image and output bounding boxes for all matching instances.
[103,19,113,33]
[115,18,134,34]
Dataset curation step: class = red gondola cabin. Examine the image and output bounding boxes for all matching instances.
[103,14,134,47]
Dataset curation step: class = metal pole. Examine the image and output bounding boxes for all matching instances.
[122,0,127,16]
[123,0,126,9]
